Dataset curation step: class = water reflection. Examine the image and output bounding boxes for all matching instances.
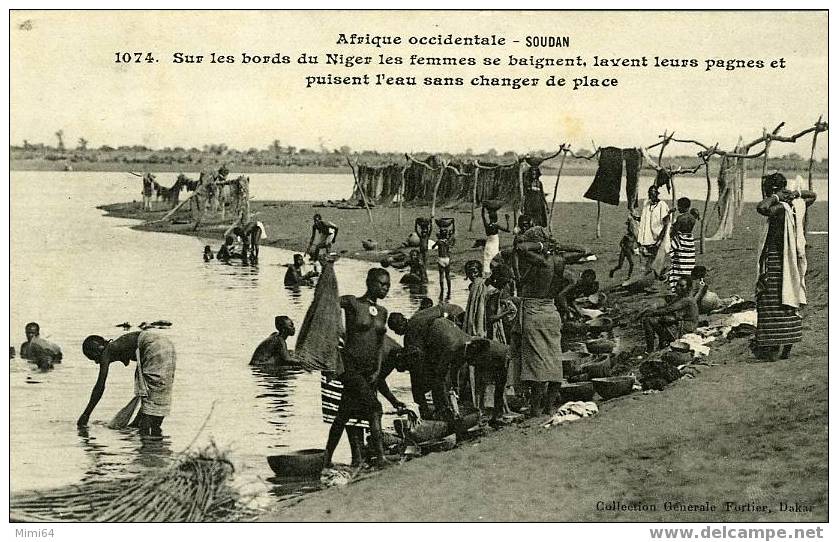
[10,171,468,501]
[250,365,305,434]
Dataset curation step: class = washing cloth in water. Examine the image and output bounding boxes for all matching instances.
[584,147,623,206]
[134,331,177,417]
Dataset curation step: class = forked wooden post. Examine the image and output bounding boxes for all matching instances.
[595,201,602,239]
[700,156,712,254]
[760,128,772,179]
[807,115,823,192]
[346,156,374,225]
[430,162,447,220]
[548,146,568,234]
[468,166,479,232]
[515,160,524,226]
[805,116,824,233]
[398,165,407,227]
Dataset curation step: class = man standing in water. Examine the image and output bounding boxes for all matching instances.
[78,331,177,436]
[323,268,391,468]
[305,214,339,262]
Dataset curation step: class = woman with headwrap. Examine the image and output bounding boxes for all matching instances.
[754,173,816,361]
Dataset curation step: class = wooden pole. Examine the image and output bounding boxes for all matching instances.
[468,166,479,232]
[516,161,524,225]
[398,165,407,227]
[760,128,771,179]
[595,201,602,239]
[700,160,711,254]
[430,162,446,220]
[548,148,568,234]
[807,116,822,192]
[146,191,196,225]
[804,116,823,234]
[346,156,374,225]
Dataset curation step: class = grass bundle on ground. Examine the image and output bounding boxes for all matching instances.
[10,444,258,522]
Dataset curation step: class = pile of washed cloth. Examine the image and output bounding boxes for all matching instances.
[543,401,599,428]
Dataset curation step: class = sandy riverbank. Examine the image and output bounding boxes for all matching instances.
[100,199,828,521]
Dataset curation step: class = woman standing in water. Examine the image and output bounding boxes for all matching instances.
[754,173,816,361]
[323,268,391,468]
[78,331,177,436]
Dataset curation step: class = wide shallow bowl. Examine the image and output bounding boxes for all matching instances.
[592,376,635,400]
[563,321,589,337]
[561,352,589,376]
[581,356,611,378]
[560,381,595,402]
[669,340,691,353]
[586,317,614,332]
[586,338,615,354]
[267,449,325,477]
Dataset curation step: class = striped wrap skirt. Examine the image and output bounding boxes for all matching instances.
[320,374,369,428]
[756,249,802,347]
[669,232,696,291]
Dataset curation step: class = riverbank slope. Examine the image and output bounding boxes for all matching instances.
[101,199,828,521]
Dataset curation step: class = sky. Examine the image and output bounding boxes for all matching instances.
[9,10,828,158]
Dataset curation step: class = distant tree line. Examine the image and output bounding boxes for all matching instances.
[9,139,828,174]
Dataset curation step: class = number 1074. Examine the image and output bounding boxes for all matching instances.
[114,52,156,63]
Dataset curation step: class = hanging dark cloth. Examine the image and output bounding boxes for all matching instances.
[622,148,641,211]
[654,169,673,193]
[583,146,623,206]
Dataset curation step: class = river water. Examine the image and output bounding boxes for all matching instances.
[9,171,470,506]
[9,170,827,506]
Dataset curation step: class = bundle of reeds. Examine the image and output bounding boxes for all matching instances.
[11,445,258,522]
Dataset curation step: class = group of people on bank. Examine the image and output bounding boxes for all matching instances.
[13,171,811,466]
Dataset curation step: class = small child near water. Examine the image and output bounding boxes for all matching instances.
[203,245,214,262]
[432,230,453,301]
[610,214,640,278]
